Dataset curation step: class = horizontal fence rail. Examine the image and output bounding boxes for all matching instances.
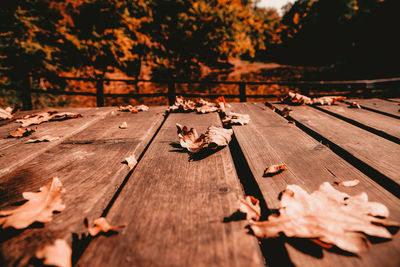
[2,75,400,110]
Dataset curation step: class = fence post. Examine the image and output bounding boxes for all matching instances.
[239,82,246,102]
[96,78,104,107]
[22,74,32,110]
[168,81,176,106]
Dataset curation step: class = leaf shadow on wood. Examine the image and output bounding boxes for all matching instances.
[0,222,44,243]
[168,142,225,161]
[71,233,92,265]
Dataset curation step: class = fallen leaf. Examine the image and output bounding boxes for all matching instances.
[123,154,137,169]
[222,112,250,126]
[26,136,60,143]
[263,164,286,177]
[176,124,233,153]
[0,107,14,120]
[119,121,128,129]
[16,111,81,127]
[250,182,399,254]
[282,92,345,106]
[118,105,149,113]
[84,217,125,236]
[335,179,360,187]
[35,239,72,267]
[8,127,35,138]
[239,196,261,221]
[176,124,206,153]
[348,102,361,109]
[168,96,197,113]
[0,177,65,229]
[288,120,296,125]
[282,107,292,117]
[168,96,223,114]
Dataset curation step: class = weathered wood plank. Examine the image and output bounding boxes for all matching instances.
[272,102,400,191]
[347,98,400,119]
[387,98,400,103]
[314,102,400,141]
[0,107,166,266]
[77,112,264,267]
[0,107,114,176]
[230,102,400,267]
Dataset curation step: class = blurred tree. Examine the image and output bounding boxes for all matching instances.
[0,0,64,106]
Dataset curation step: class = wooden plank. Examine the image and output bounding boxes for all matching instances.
[77,112,264,267]
[314,102,400,141]
[0,107,114,177]
[347,98,400,119]
[387,98,400,103]
[272,102,400,192]
[230,102,400,267]
[0,107,166,266]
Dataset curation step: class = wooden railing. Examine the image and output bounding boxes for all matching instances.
[4,75,400,110]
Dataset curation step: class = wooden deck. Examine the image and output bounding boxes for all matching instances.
[0,99,399,266]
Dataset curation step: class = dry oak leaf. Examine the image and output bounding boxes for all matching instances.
[8,127,35,138]
[168,96,197,113]
[250,182,399,254]
[168,96,225,114]
[84,217,125,236]
[176,124,233,153]
[26,136,60,143]
[281,107,292,117]
[123,154,137,170]
[118,105,149,113]
[0,107,14,120]
[16,111,81,127]
[335,179,360,187]
[239,196,261,221]
[263,164,286,177]
[222,112,250,126]
[0,177,65,229]
[195,98,219,114]
[282,92,345,106]
[35,239,72,267]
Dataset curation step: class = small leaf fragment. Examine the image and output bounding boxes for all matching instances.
[8,127,35,138]
[0,177,65,229]
[263,164,286,177]
[26,136,60,143]
[335,179,360,187]
[123,154,137,169]
[119,121,128,129]
[35,239,72,267]
[239,196,261,221]
[84,217,125,236]
[348,102,361,109]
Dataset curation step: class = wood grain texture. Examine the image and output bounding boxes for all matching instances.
[272,103,400,188]
[77,112,264,267]
[0,107,114,177]
[347,98,400,118]
[230,102,400,267]
[0,107,166,266]
[387,98,400,103]
[314,102,400,140]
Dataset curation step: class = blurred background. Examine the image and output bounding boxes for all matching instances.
[1,0,399,109]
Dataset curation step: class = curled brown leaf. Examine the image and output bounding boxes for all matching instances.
[222,112,250,126]
[118,105,149,113]
[8,127,35,138]
[84,217,125,236]
[123,154,137,170]
[0,177,65,229]
[263,164,286,177]
[16,111,82,127]
[282,92,345,106]
[335,179,360,187]
[0,107,14,120]
[176,124,233,153]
